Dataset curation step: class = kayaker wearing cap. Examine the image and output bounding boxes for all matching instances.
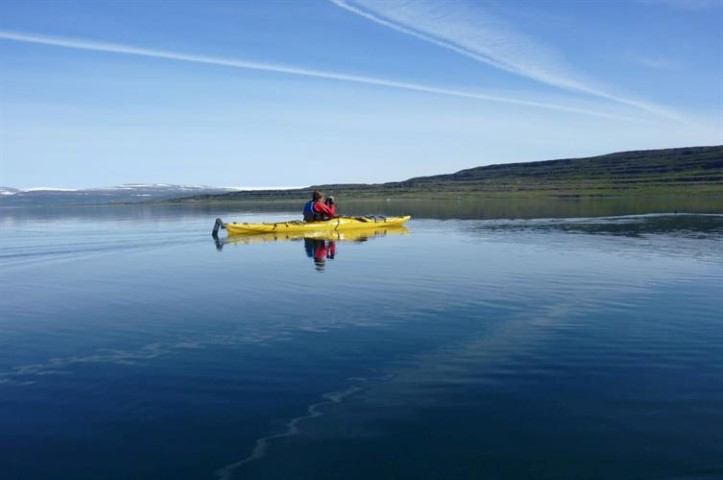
[303,190,336,222]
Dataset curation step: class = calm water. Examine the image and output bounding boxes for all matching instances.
[1,203,722,480]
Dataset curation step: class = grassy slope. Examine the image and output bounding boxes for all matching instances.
[176,145,723,203]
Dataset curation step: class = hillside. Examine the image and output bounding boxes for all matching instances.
[181,145,723,203]
[394,145,723,195]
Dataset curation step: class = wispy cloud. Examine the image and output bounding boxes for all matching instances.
[0,30,643,120]
[331,0,683,120]
[630,54,682,71]
[637,0,723,11]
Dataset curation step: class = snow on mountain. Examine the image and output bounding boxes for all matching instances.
[0,186,22,196]
[23,187,79,192]
[0,184,245,205]
[0,184,308,206]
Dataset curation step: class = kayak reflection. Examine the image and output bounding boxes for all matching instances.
[213,226,409,271]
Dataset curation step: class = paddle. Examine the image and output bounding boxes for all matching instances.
[334,215,387,223]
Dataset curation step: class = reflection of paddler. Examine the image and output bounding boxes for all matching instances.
[214,226,408,251]
[317,240,336,260]
[305,239,336,271]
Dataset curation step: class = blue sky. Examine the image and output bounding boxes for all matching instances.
[1,0,721,189]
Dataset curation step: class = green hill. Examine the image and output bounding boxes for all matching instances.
[394,145,723,195]
[177,145,723,203]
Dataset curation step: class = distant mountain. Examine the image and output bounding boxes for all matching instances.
[0,184,241,206]
[173,145,723,203]
[5,146,722,207]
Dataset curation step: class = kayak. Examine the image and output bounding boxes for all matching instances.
[216,215,411,236]
[213,215,411,236]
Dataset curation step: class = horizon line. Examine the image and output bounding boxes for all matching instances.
[2,144,719,192]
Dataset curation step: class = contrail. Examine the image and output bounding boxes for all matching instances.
[330,0,683,121]
[0,30,639,120]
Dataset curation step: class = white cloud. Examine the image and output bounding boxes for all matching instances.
[0,30,639,120]
[331,0,683,120]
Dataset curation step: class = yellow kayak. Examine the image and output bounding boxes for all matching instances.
[213,215,411,236]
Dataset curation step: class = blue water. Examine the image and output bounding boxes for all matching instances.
[1,206,722,479]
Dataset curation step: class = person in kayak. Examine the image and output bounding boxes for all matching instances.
[325,195,337,216]
[303,190,336,221]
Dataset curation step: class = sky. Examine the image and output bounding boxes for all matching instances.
[1,0,721,190]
